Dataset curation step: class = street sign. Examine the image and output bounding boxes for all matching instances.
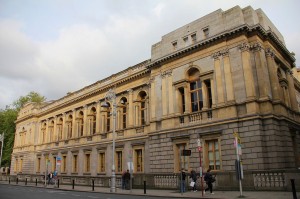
[56,157,61,166]
[181,149,191,156]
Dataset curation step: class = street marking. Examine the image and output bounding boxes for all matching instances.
[72,194,81,197]
[87,196,98,198]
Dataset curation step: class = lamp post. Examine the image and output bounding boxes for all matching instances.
[101,89,117,193]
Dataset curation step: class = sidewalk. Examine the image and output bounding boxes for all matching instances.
[0,180,298,199]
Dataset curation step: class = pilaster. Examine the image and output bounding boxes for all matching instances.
[212,51,225,105]
[287,70,298,111]
[128,89,134,127]
[222,49,235,102]
[266,48,280,101]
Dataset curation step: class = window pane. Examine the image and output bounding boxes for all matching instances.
[209,142,213,150]
[215,141,219,149]
[215,151,220,160]
[190,82,196,90]
[208,152,213,160]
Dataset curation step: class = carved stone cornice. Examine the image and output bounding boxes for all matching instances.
[238,42,250,52]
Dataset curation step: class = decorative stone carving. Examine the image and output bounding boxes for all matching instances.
[127,88,133,94]
[160,69,172,78]
[212,51,221,60]
[265,48,275,58]
[238,42,250,51]
[250,42,262,51]
[220,48,229,57]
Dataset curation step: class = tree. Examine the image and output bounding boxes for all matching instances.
[0,91,46,167]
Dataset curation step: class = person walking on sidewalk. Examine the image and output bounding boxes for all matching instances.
[190,169,197,192]
[204,168,215,194]
[180,168,186,193]
[124,169,131,190]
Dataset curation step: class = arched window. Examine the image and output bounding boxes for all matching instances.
[49,121,54,142]
[188,68,203,112]
[57,118,63,140]
[120,97,128,129]
[41,123,46,143]
[77,111,84,137]
[138,91,147,126]
[106,103,111,132]
[89,107,96,135]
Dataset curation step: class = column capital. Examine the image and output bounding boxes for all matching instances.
[212,51,221,60]
[265,48,275,58]
[250,42,263,52]
[238,42,250,52]
[160,69,172,79]
[220,48,229,57]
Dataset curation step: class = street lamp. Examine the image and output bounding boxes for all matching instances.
[101,89,117,193]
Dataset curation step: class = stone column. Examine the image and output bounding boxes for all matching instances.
[161,72,168,116]
[45,119,49,143]
[212,51,225,105]
[149,77,156,120]
[96,101,101,133]
[266,48,280,101]
[72,110,76,138]
[287,70,298,111]
[62,113,66,140]
[251,43,271,99]
[167,70,174,115]
[83,105,88,136]
[239,42,256,99]
[222,49,235,102]
[202,80,208,110]
[210,78,216,108]
[53,117,57,141]
[128,89,134,127]
[184,83,191,113]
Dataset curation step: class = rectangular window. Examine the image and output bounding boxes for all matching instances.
[179,88,185,113]
[15,159,18,172]
[191,33,197,43]
[172,41,178,50]
[62,156,67,173]
[183,37,189,47]
[135,149,143,172]
[92,116,96,134]
[116,151,123,173]
[174,143,189,172]
[85,153,91,173]
[206,139,221,170]
[73,155,78,173]
[203,27,209,38]
[107,111,111,132]
[98,152,105,173]
[37,157,41,173]
[20,159,23,173]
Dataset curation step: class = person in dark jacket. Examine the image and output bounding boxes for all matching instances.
[190,169,197,192]
[124,169,131,190]
[180,168,186,193]
[204,168,215,194]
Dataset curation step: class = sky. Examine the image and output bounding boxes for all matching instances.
[0,0,299,110]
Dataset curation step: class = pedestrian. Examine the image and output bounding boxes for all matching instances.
[47,172,52,185]
[190,169,197,192]
[204,168,215,194]
[180,168,186,193]
[124,169,131,190]
[121,170,126,189]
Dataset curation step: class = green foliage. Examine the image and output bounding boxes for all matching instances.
[0,91,46,167]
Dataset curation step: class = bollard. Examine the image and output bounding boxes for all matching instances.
[36,178,37,186]
[291,179,297,199]
[144,181,146,194]
[9,177,10,184]
[25,178,27,185]
[92,179,94,191]
[16,178,18,184]
[72,179,75,190]
[58,179,60,188]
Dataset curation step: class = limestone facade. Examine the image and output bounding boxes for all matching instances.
[11,6,300,180]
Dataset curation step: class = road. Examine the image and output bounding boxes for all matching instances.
[0,184,185,199]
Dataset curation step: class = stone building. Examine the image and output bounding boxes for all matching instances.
[10,6,300,190]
